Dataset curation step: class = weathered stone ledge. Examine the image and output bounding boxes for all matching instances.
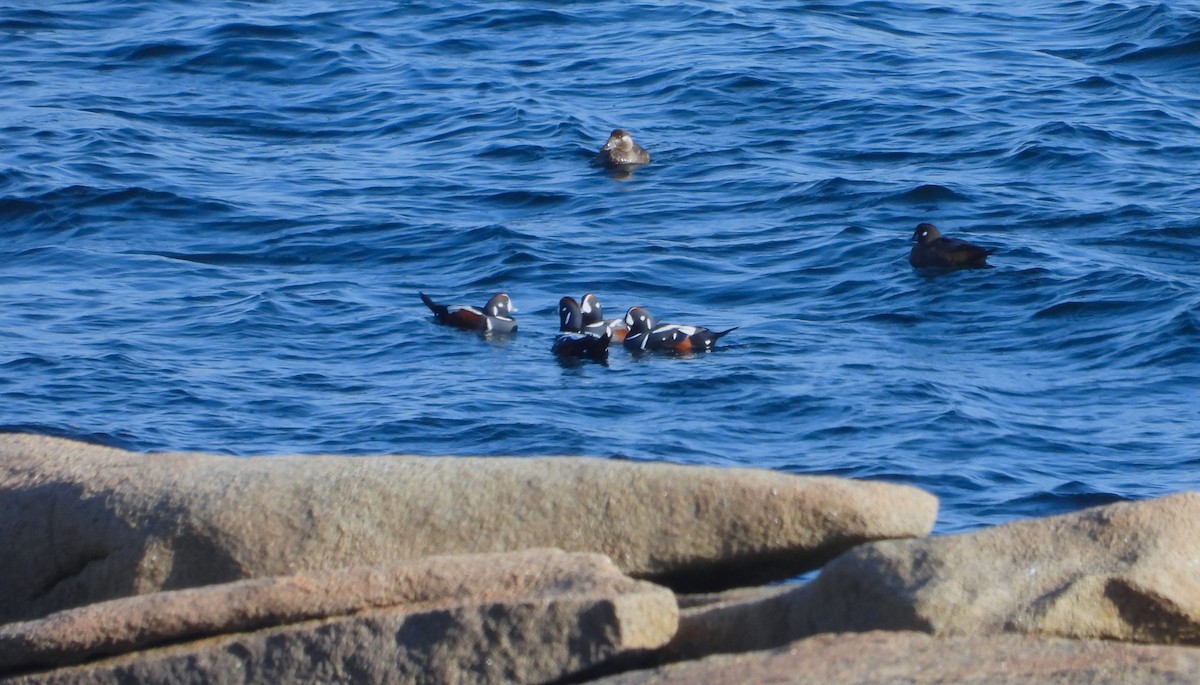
[5,433,1200,683]
[0,433,937,622]
[0,549,673,677]
[594,631,1200,684]
[0,548,675,684]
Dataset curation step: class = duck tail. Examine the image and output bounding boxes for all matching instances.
[419,292,447,317]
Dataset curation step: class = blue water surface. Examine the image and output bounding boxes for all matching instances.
[2,0,1199,534]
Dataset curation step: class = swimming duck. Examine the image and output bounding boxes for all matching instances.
[580,293,629,342]
[597,129,651,167]
[622,306,736,353]
[419,291,517,334]
[552,296,612,359]
[909,223,994,269]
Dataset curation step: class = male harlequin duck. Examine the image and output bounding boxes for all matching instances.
[419,291,517,334]
[580,293,629,342]
[596,129,651,168]
[622,306,736,353]
[552,296,612,359]
[909,223,994,269]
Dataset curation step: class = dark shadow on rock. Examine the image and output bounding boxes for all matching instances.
[0,481,243,624]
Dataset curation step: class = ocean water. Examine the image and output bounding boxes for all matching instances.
[2,1,1198,535]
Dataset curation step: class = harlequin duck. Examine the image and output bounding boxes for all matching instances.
[419,291,517,334]
[580,293,629,342]
[596,129,651,168]
[622,306,736,353]
[909,223,994,269]
[552,296,612,359]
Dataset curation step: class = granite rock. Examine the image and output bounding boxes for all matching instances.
[0,433,938,621]
[789,493,1200,644]
[591,631,1200,685]
[0,549,677,685]
[665,585,796,661]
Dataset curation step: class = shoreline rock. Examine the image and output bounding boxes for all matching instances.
[787,492,1200,644]
[590,631,1200,684]
[663,492,1200,663]
[0,433,938,622]
[6,432,1200,684]
[0,549,676,685]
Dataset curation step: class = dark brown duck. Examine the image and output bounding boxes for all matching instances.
[596,129,651,167]
[909,223,994,269]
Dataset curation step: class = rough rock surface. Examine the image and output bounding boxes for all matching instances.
[789,493,1200,644]
[0,433,938,621]
[0,550,677,685]
[666,585,796,661]
[591,631,1200,685]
